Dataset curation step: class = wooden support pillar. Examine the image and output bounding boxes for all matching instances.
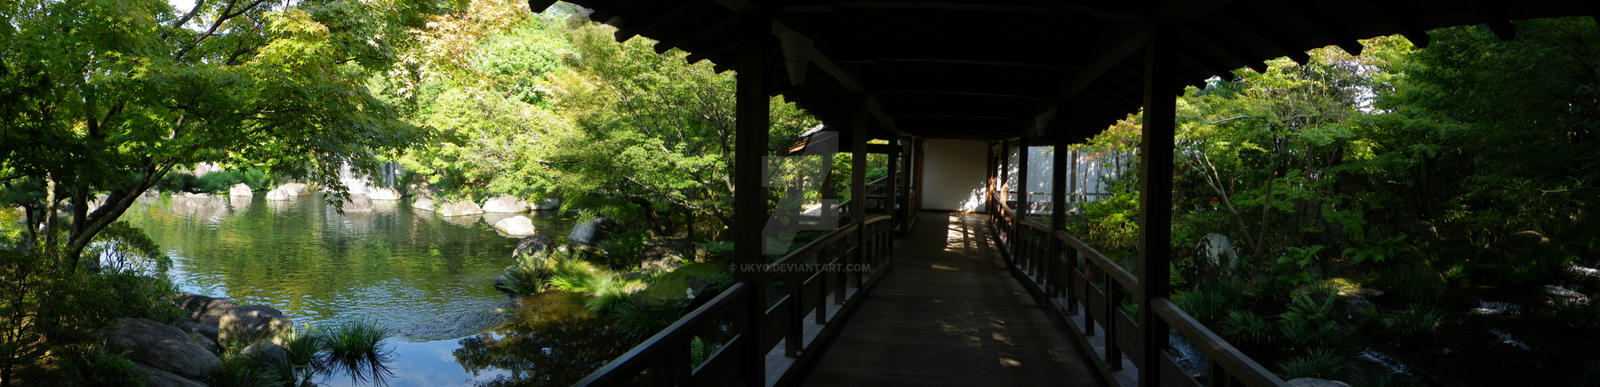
[1138,27,1177,387]
[887,136,900,224]
[1068,148,1078,211]
[732,12,770,387]
[1017,141,1030,218]
[851,107,869,289]
[913,138,925,213]
[1050,136,1068,294]
[1015,140,1029,260]
[1000,141,1010,208]
[985,143,995,213]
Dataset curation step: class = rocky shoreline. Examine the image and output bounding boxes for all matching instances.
[102,293,294,386]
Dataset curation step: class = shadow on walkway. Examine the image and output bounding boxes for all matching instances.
[801,211,1101,386]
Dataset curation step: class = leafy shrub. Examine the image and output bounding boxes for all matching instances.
[1220,311,1276,346]
[78,350,145,387]
[90,221,170,275]
[1279,290,1341,350]
[1277,348,1346,380]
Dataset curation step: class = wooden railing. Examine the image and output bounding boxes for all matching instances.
[988,192,1285,387]
[577,215,897,386]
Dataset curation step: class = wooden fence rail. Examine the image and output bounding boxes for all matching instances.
[577,215,896,386]
[989,192,1286,387]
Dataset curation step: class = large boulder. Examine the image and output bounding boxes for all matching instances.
[532,197,561,211]
[1287,378,1351,387]
[412,197,435,211]
[240,341,288,366]
[437,200,484,216]
[277,183,310,196]
[493,215,536,237]
[219,305,293,344]
[173,293,238,329]
[174,319,220,342]
[482,195,529,213]
[265,189,293,201]
[99,318,220,381]
[482,212,516,228]
[569,217,616,246]
[368,187,401,201]
[132,362,207,387]
[341,193,374,212]
[228,183,253,197]
[513,236,555,258]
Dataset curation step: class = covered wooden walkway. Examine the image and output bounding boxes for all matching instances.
[801,212,1100,386]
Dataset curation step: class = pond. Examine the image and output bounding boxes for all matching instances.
[122,191,578,386]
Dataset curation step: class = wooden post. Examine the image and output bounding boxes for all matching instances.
[913,138,925,214]
[887,136,900,223]
[733,12,770,386]
[1138,27,1177,387]
[1069,148,1077,211]
[1000,141,1010,209]
[986,143,995,213]
[1015,140,1030,265]
[851,107,869,290]
[1050,136,1068,295]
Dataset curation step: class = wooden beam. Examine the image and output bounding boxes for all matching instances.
[1048,0,1235,111]
[1181,28,1266,73]
[1138,26,1177,387]
[1355,0,1431,48]
[1209,12,1311,65]
[834,40,1081,71]
[731,11,770,387]
[777,1,1145,20]
[1276,1,1365,55]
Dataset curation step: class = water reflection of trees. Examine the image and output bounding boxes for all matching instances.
[454,292,633,386]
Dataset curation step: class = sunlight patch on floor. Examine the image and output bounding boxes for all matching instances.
[992,331,1014,346]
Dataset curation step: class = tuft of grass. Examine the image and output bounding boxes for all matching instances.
[1220,311,1276,346]
[1278,348,1346,380]
[1174,284,1242,324]
[315,319,394,386]
[1387,305,1441,341]
[213,356,290,387]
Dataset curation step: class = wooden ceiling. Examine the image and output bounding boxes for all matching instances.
[529,0,1599,143]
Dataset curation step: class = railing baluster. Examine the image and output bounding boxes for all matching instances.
[1066,246,1078,314]
[816,252,828,324]
[787,271,803,358]
[1106,283,1122,370]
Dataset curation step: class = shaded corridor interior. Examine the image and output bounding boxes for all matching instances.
[801,211,1101,386]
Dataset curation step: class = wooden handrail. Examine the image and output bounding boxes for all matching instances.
[989,202,1286,387]
[577,214,898,386]
[575,282,749,385]
[1152,298,1286,387]
[1051,229,1138,290]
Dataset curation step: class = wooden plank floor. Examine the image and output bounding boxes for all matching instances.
[800,212,1103,386]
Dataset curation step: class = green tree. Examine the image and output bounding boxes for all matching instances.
[0,0,446,269]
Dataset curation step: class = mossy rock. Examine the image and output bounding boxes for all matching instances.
[637,262,730,304]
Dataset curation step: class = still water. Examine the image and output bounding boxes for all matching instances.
[122,192,575,386]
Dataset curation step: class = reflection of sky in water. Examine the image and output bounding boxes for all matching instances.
[319,339,508,387]
[125,192,574,386]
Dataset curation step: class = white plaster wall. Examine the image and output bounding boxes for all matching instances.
[922,139,989,212]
